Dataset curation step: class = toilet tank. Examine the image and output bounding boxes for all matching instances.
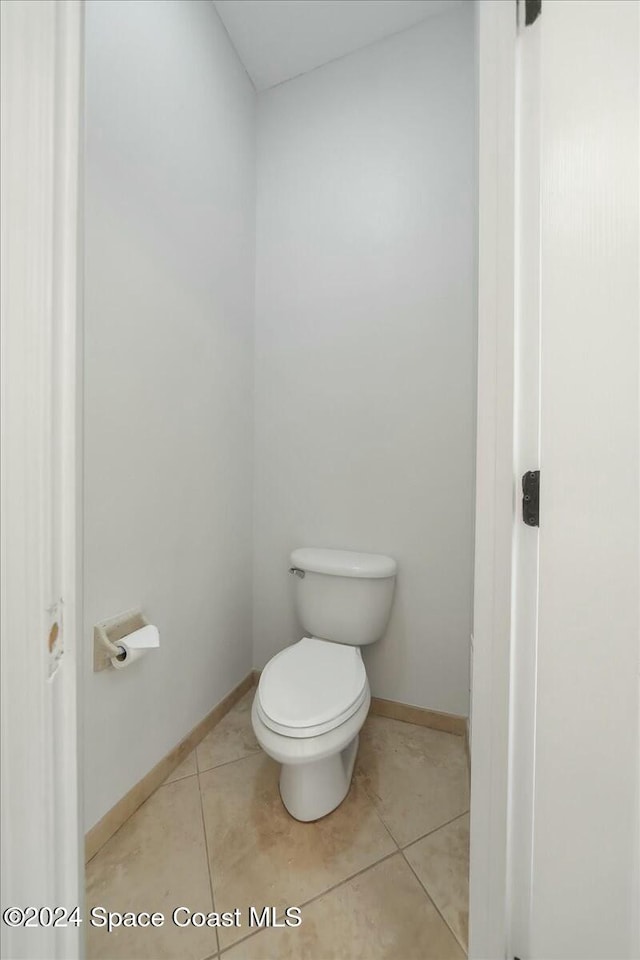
[289,548,397,646]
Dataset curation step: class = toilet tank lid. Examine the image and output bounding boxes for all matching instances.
[290,547,397,579]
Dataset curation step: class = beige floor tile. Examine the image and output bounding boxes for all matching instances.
[197,689,260,773]
[355,716,469,847]
[200,751,396,950]
[404,813,470,952]
[163,749,197,784]
[86,777,217,960]
[222,853,465,960]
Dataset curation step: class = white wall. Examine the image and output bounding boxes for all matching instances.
[83,0,255,830]
[253,4,476,716]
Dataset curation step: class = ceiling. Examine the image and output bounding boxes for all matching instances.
[214,0,463,91]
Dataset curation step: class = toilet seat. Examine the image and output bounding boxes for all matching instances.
[257,637,368,739]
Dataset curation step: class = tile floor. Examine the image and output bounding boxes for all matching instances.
[86,687,470,960]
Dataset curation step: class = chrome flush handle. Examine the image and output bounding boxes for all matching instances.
[289,567,305,578]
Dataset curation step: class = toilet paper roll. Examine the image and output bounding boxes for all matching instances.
[110,642,146,670]
[110,624,159,670]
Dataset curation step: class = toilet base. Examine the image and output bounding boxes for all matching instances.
[279,735,359,822]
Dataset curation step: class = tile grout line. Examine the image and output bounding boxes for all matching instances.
[400,808,470,852]
[195,744,221,960]
[197,747,261,779]
[217,848,402,957]
[400,846,469,957]
[356,758,469,854]
[355,760,469,954]
[133,752,257,806]
[371,796,402,853]
[162,742,260,789]
[163,770,197,786]
[188,704,258,960]
[400,809,471,955]
[353,766,403,854]
[294,848,399,914]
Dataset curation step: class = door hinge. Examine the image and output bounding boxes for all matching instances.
[522,470,540,526]
[525,0,541,26]
[518,0,541,27]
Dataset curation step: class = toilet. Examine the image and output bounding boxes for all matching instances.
[251,547,397,822]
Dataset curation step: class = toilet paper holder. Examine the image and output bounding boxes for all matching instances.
[93,609,157,672]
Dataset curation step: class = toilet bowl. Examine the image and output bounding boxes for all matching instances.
[252,548,396,822]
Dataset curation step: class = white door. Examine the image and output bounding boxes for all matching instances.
[528,1,639,957]
[0,2,83,959]
[471,1,639,958]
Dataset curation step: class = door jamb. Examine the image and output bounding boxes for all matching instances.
[0,2,84,957]
[468,2,517,957]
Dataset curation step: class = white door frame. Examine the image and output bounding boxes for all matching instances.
[1,2,84,958]
[508,4,542,954]
[468,2,518,958]
[0,2,528,958]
